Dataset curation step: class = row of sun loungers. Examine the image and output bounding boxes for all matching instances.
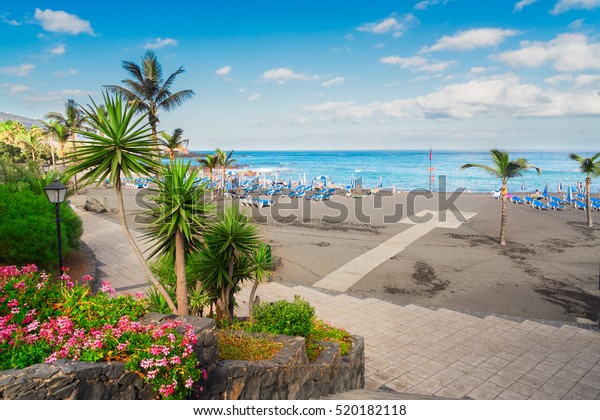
[507,194,600,211]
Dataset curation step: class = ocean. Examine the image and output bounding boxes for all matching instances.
[186,150,597,194]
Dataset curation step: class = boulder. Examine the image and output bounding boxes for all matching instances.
[83,198,108,214]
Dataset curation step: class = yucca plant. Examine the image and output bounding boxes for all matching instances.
[65,90,176,312]
[145,159,213,315]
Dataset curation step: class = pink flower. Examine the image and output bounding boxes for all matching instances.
[7,299,18,308]
[100,281,116,294]
[45,352,58,363]
[81,274,93,283]
[185,377,194,388]
[134,292,145,299]
[13,281,26,290]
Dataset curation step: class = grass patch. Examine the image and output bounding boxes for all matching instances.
[306,319,352,362]
[217,330,284,361]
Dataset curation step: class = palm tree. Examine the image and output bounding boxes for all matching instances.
[461,149,540,246]
[43,120,70,165]
[104,50,195,144]
[145,159,212,315]
[65,90,177,313]
[570,153,600,227]
[45,99,87,190]
[158,128,188,160]
[197,154,219,200]
[193,205,260,324]
[18,125,44,162]
[0,120,26,146]
[215,148,236,196]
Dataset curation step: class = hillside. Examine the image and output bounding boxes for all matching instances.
[0,112,43,127]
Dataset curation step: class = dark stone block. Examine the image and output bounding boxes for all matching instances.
[30,365,59,380]
[74,365,103,381]
[118,372,143,389]
[102,363,125,379]
[48,383,77,400]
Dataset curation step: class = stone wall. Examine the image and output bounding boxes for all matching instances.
[0,313,364,400]
[204,333,365,400]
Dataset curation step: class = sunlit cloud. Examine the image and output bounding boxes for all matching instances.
[551,0,600,15]
[380,55,455,72]
[321,77,345,87]
[357,14,418,38]
[260,67,316,84]
[0,64,34,77]
[421,28,520,53]
[144,38,177,49]
[33,8,94,35]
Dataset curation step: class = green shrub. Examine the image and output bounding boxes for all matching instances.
[251,295,315,337]
[0,185,82,269]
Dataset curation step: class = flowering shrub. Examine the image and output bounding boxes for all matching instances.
[0,265,205,399]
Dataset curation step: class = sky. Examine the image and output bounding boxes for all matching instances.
[1,0,600,150]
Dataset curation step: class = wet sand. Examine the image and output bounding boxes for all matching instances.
[71,186,600,324]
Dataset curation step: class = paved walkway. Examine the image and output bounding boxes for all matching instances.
[79,210,600,400]
[314,211,477,292]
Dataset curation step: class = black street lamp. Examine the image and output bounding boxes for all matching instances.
[44,180,68,276]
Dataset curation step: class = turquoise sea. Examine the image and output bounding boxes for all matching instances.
[186,150,598,194]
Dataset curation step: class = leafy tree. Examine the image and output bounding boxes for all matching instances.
[43,120,70,164]
[18,125,44,162]
[104,50,195,144]
[145,159,213,315]
[461,149,540,246]
[45,99,87,189]
[570,152,600,227]
[159,128,188,160]
[65,91,177,312]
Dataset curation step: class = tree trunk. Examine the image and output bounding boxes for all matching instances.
[248,279,260,323]
[499,183,507,246]
[115,180,178,313]
[71,133,79,191]
[209,170,214,201]
[586,176,592,227]
[31,149,35,163]
[49,137,56,166]
[174,230,189,315]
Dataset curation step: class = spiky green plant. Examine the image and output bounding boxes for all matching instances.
[570,152,600,227]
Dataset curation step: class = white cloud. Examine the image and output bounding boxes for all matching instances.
[321,77,345,87]
[23,89,91,103]
[514,0,538,12]
[422,28,520,53]
[468,66,490,75]
[302,73,600,122]
[380,55,455,72]
[551,0,600,15]
[247,93,261,102]
[238,87,247,93]
[357,14,418,38]
[260,67,315,84]
[33,8,94,35]
[374,43,385,49]
[545,74,573,85]
[144,38,177,49]
[0,64,34,77]
[215,65,232,77]
[573,74,600,87]
[53,68,79,77]
[496,33,600,71]
[414,0,450,10]
[568,18,585,29]
[48,44,66,55]
[331,46,352,52]
[1,14,21,26]
[2,84,33,95]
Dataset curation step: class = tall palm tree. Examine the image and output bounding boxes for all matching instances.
[158,128,188,160]
[197,154,219,200]
[461,149,540,246]
[215,148,236,196]
[44,120,70,165]
[45,99,87,190]
[145,159,212,315]
[104,50,195,144]
[18,125,44,162]
[570,153,600,227]
[0,120,26,146]
[65,90,177,313]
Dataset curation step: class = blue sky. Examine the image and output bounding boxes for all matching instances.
[1,0,600,150]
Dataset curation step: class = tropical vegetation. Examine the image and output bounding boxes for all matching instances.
[570,152,600,227]
[461,149,541,246]
[104,50,195,144]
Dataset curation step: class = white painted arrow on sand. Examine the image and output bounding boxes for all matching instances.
[312,210,477,292]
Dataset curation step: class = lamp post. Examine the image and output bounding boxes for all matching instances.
[44,180,68,276]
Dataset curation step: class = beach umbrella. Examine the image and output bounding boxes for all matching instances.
[350,175,355,189]
[298,173,303,185]
[263,172,267,187]
[377,176,383,189]
[566,186,572,201]
[521,180,526,191]
[288,178,292,188]
[557,179,562,193]
[542,182,549,197]
[303,172,307,185]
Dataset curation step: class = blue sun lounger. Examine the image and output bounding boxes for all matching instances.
[511,196,525,204]
[532,200,551,210]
